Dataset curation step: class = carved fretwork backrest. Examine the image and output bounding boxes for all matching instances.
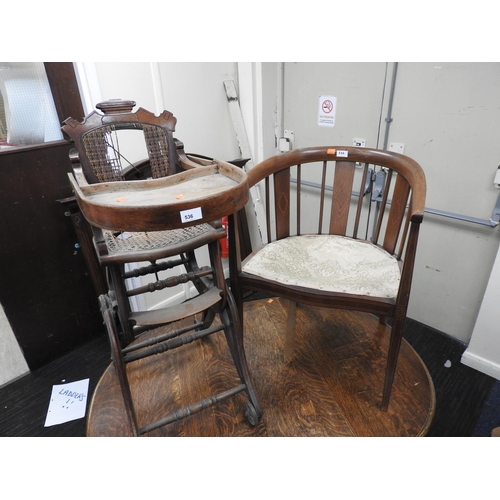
[62,100,179,184]
[249,146,426,260]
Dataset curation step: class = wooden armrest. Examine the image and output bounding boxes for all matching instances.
[180,152,218,169]
[72,165,89,187]
[67,148,90,187]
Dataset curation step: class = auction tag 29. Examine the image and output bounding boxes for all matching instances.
[180,207,203,223]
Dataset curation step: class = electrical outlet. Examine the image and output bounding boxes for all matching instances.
[494,166,500,189]
[353,138,366,167]
[389,142,405,154]
[284,129,294,148]
[278,137,291,152]
[279,130,295,152]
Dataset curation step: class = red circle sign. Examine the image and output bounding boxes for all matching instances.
[322,100,333,114]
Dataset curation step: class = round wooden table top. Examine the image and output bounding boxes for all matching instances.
[87,298,435,437]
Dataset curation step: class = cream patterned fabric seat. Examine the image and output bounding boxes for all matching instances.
[242,234,400,299]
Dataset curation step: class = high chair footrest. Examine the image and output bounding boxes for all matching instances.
[129,287,222,327]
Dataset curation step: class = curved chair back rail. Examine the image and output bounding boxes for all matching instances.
[62,104,178,183]
[62,100,210,184]
[230,145,426,411]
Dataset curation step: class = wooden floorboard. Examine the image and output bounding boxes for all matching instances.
[87,298,435,437]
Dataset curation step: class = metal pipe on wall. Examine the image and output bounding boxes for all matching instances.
[382,62,399,151]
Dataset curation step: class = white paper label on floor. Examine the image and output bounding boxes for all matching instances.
[44,378,89,427]
[180,207,202,223]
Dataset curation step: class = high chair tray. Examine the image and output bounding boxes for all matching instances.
[69,160,249,232]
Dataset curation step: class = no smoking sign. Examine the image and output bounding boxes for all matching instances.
[318,95,337,127]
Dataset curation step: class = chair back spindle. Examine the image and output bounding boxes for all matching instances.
[317,162,327,235]
[273,168,291,241]
[353,162,370,239]
[329,160,356,236]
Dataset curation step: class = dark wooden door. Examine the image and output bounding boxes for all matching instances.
[0,63,104,370]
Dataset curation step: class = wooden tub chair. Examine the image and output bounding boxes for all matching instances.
[229,146,426,411]
[62,100,261,435]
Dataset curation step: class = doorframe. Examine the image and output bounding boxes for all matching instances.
[73,62,103,115]
[236,62,283,247]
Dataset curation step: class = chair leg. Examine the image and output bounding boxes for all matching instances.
[381,316,405,411]
[107,264,135,346]
[284,300,298,363]
[220,289,262,423]
[99,294,139,436]
[378,315,388,325]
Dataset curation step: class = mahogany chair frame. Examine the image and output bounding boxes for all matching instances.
[63,100,262,434]
[230,146,426,411]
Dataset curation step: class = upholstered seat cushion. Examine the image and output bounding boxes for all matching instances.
[242,235,400,298]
